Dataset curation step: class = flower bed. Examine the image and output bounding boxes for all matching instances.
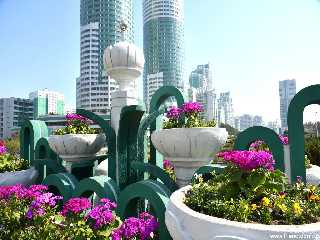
[0,184,158,239]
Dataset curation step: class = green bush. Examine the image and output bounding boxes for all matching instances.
[305,136,320,166]
[0,154,29,173]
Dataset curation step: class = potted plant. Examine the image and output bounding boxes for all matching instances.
[166,149,320,240]
[151,102,228,187]
[0,140,37,186]
[48,114,106,172]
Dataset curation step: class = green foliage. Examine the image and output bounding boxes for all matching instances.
[305,136,320,166]
[185,166,320,225]
[163,113,216,129]
[54,119,99,135]
[219,123,239,136]
[4,134,20,156]
[0,154,29,173]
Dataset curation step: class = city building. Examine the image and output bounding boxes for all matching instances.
[64,104,76,114]
[217,92,234,126]
[279,79,296,132]
[187,63,216,120]
[237,114,264,131]
[239,114,253,131]
[29,89,65,119]
[76,0,134,115]
[267,120,280,134]
[0,98,33,139]
[143,0,185,107]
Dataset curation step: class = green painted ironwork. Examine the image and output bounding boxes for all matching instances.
[34,137,64,182]
[42,173,78,202]
[20,120,49,164]
[234,126,285,172]
[287,84,320,183]
[73,176,119,203]
[76,109,117,180]
[117,180,172,240]
[131,161,178,193]
[149,86,185,167]
[117,105,145,189]
[192,164,227,181]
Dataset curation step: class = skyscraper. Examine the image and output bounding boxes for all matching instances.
[217,92,234,127]
[188,63,216,120]
[143,0,185,106]
[279,79,296,131]
[77,0,134,115]
[29,89,65,119]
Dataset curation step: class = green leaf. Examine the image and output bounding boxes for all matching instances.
[247,171,266,188]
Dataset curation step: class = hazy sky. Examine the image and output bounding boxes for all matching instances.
[0,0,320,122]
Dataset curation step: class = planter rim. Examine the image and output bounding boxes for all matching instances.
[171,185,320,232]
[49,133,105,137]
[153,127,226,132]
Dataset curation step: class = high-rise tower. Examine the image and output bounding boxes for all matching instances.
[279,79,296,131]
[143,0,185,106]
[77,0,134,115]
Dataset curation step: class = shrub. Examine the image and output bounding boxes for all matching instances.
[0,141,28,173]
[305,136,320,166]
[54,114,99,135]
[185,149,320,225]
[0,184,158,239]
[163,102,216,129]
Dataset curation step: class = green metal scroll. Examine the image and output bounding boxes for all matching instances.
[117,105,145,189]
[117,180,172,240]
[234,126,285,172]
[42,173,78,202]
[73,175,119,203]
[34,137,64,183]
[76,109,116,180]
[287,84,320,183]
[131,161,178,193]
[20,120,49,164]
[149,86,185,167]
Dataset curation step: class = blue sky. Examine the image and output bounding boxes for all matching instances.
[0,0,320,122]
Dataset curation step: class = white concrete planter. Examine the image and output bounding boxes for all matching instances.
[166,186,320,240]
[48,134,106,171]
[0,167,38,186]
[151,127,228,187]
[307,164,320,185]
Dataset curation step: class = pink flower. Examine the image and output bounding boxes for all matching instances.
[61,197,91,216]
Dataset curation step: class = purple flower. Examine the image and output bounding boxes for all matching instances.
[85,198,117,229]
[66,113,87,121]
[166,106,182,120]
[61,197,91,216]
[86,205,115,229]
[163,159,174,170]
[181,102,203,115]
[111,212,159,240]
[0,145,6,155]
[279,135,289,145]
[26,192,62,219]
[217,150,275,171]
[249,140,264,150]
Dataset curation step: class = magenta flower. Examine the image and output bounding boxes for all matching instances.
[217,150,275,171]
[181,102,203,115]
[111,212,159,240]
[279,135,289,145]
[26,192,62,219]
[249,140,264,150]
[61,197,91,216]
[166,106,182,120]
[66,113,87,121]
[163,159,174,170]
[86,205,115,229]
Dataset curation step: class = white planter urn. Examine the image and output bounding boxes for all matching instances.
[48,134,106,172]
[151,127,228,187]
[166,186,320,240]
[0,167,38,186]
